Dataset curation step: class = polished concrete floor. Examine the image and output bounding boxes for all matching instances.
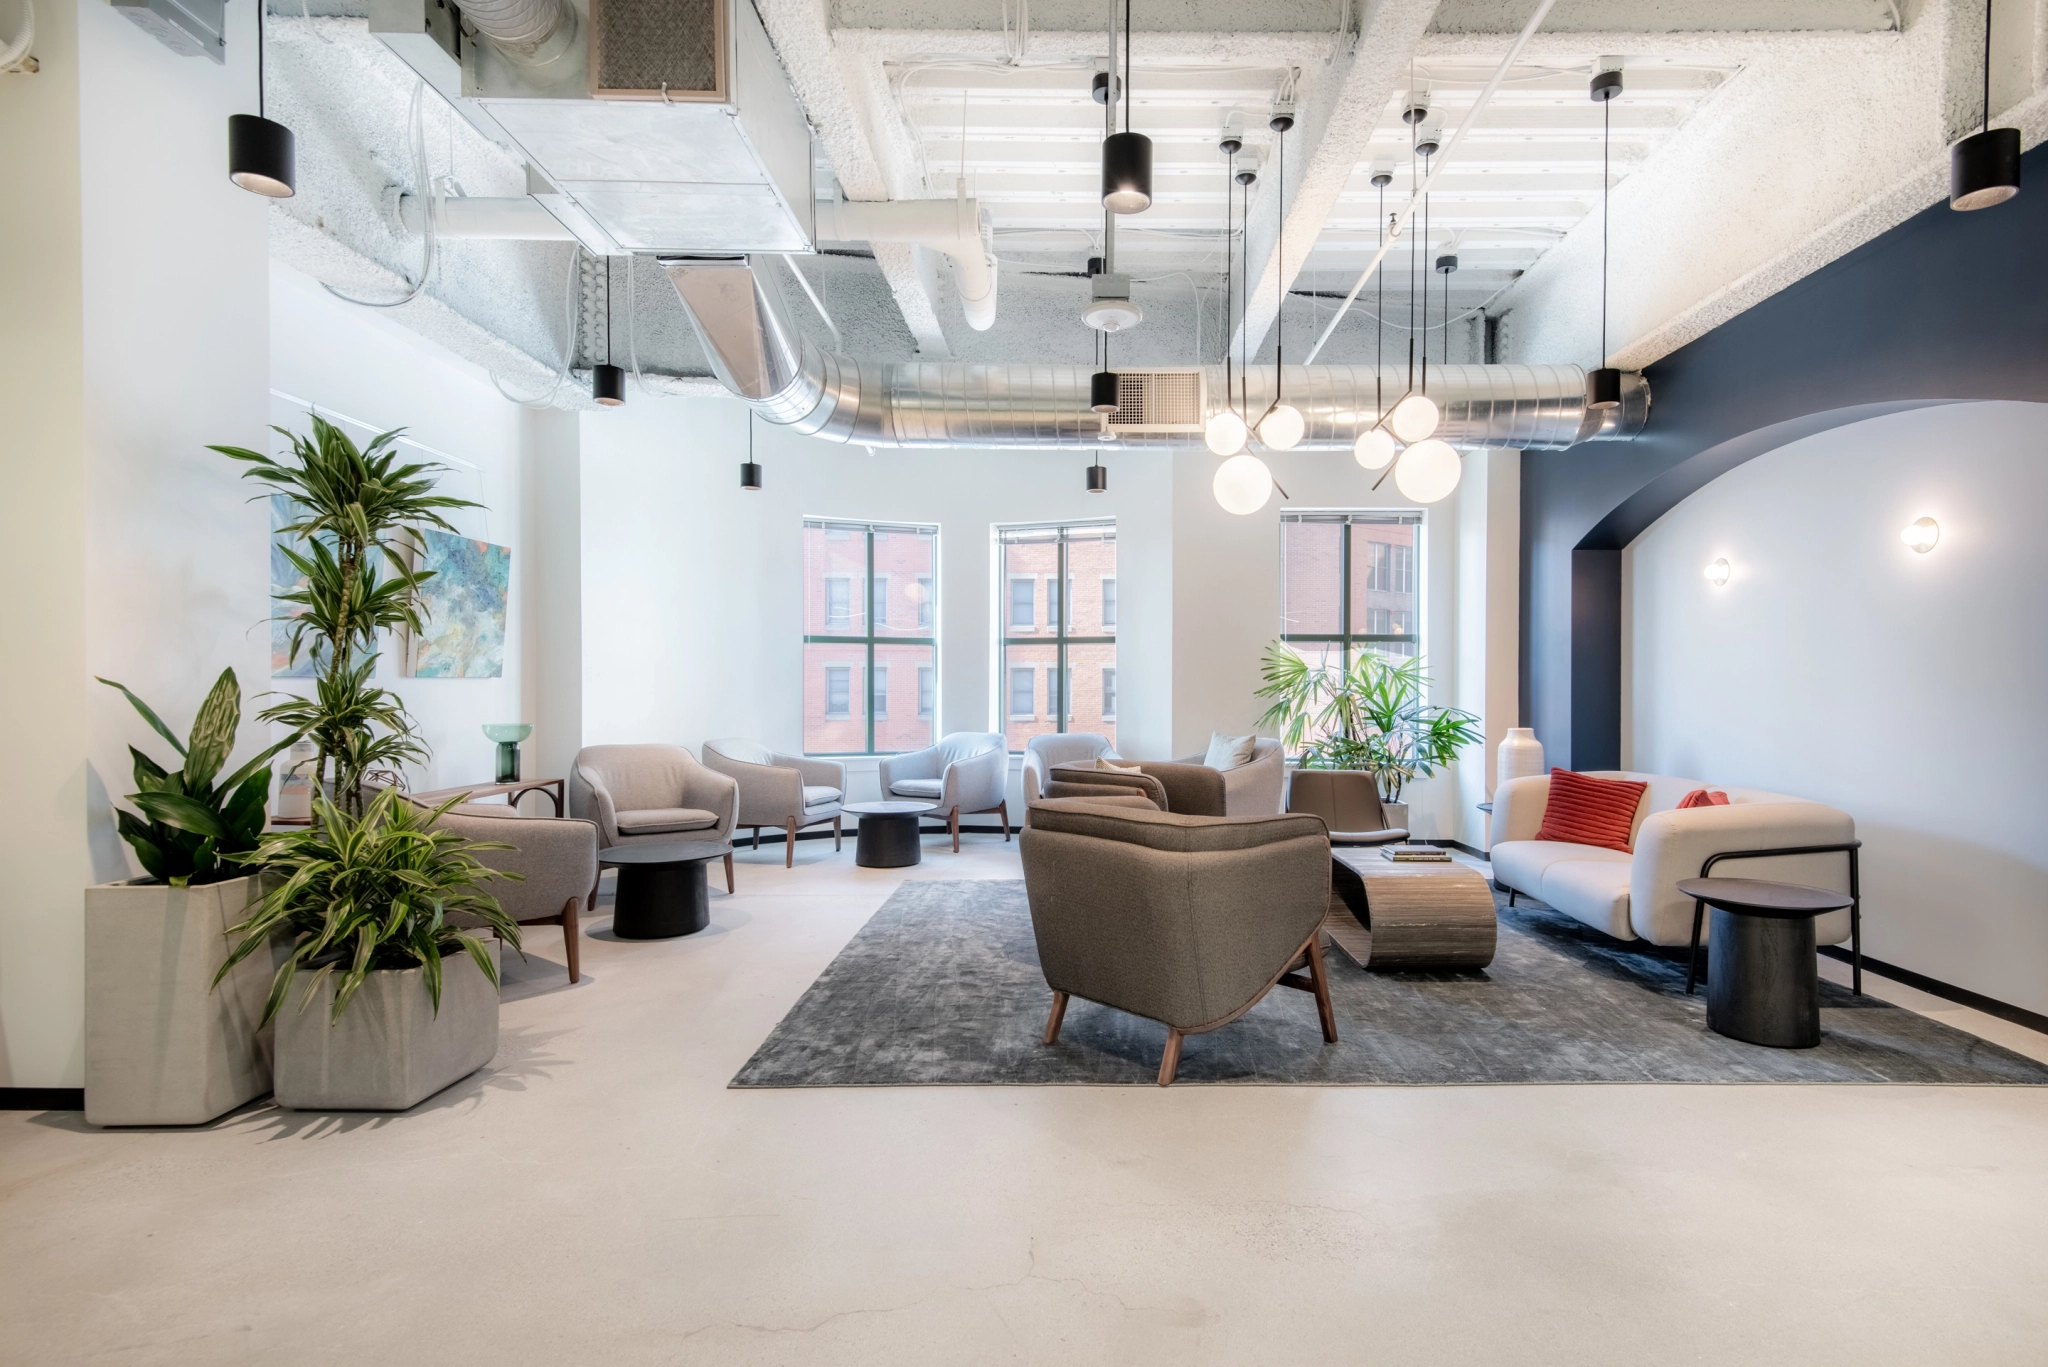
[5,834,2047,1365]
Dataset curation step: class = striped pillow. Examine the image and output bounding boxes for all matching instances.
[1533,768,1647,852]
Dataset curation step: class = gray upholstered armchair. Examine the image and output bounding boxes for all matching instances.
[569,744,739,892]
[1019,800,1336,1085]
[1126,737,1287,817]
[1285,770,1407,846]
[1021,732,1119,807]
[701,738,846,867]
[415,798,599,984]
[877,731,1009,852]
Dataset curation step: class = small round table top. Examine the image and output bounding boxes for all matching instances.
[842,801,938,817]
[599,840,731,867]
[1675,876,1853,918]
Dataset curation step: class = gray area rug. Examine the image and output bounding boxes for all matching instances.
[732,880,2048,1087]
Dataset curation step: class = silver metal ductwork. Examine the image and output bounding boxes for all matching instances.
[662,256,1648,450]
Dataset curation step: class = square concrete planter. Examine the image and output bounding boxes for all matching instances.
[272,940,499,1111]
[84,874,279,1127]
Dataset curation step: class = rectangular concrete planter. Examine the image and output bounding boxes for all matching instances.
[272,940,499,1111]
[84,874,278,1127]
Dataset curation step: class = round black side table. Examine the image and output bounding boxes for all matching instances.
[843,801,936,868]
[1676,876,1854,1049]
[600,840,731,939]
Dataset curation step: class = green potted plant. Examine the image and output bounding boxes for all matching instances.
[1256,643,1482,833]
[211,416,476,817]
[85,670,302,1126]
[218,787,523,1111]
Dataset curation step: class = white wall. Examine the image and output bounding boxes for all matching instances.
[1626,402,2048,1015]
[269,262,570,795]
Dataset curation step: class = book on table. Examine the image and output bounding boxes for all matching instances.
[1381,844,1452,862]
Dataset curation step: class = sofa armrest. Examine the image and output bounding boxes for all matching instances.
[1491,774,1551,845]
[1137,762,1228,817]
[1218,749,1286,816]
[703,751,803,827]
[572,765,622,846]
[1629,802,1857,946]
[943,745,1007,812]
[677,759,740,842]
[879,745,939,795]
[776,752,846,792]
[427,805,599,923]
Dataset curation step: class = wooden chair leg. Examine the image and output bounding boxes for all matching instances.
[723,851,735,894]
[833,814,842,851]
[785,817,798,868]
[1042,990,1069,1045]
[1307,936,1337,1043]
[1157,1029,1184,1087]
[949,807,961,853]
[561,897,581,984]
[1000,800,1010,841]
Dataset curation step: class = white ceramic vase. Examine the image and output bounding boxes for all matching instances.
[1497,728,1544,786]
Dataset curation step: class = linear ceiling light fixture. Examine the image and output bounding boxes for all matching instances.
[229,0,295,197]
[1952,0,2021,210]
[1205,131,1249,456]
[1256,106,1304,452]
[1100,0,1151,213]
[1586,65,1623,408]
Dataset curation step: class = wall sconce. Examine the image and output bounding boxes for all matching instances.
[1900,517,1940,553]
[1705,558,1731,587]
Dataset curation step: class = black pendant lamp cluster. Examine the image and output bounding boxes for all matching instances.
[1586,66,1623,411]
[1952,0,2021,210]
[229,0,296,198]
[593,259,626,406]
[1099,0,1151,214]
[741,412,763,490]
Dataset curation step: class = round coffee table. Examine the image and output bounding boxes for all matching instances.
[600,841,731,939]
[1677,876,1854,1049]
[843,801,936,868]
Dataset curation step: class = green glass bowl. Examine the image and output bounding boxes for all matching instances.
[482,723,534,744]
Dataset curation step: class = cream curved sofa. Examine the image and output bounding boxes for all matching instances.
[1488,771,1856,948]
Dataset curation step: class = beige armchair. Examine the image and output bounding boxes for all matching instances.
[415,798,599,984]
[569,744,739,893]
[1019,799,1336,1085]
[1021,733,1119,806]
[877,731,1009,852]
[702,738,846,867]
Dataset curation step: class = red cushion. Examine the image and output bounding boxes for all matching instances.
[1534,768,1647,853]
[1677,788,1730,810]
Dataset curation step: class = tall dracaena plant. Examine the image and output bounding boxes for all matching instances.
[212,417,477,817]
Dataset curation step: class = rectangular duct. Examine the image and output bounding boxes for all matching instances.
[108,0,226,62]
[1106,371,1204,432]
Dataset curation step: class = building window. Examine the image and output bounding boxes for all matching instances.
[1102,666,1117,720]
[1280,511,1423,666]
[805,519,939,754]
[1009,667,1036,719]
[997,520,1116,751]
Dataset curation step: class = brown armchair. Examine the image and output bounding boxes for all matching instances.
[1018,799,1337,1085]
[1285,769,1408,845]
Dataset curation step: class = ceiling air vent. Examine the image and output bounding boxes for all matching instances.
[1106,370,1204,432]
[591,0,723,101]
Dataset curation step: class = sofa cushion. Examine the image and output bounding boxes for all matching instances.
[1677,788,1730,809]
[802,785,843,807]
[1535,768,1647,852]
[1202,731,1258,771]
[616,807,718,835]
[1537,858,1636,939]
[1489,839,1629,895]
[891,778,945,799]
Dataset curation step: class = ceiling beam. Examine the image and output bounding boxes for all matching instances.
[754,0,953,356]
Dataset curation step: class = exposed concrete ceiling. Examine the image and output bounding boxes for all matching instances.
[264,0,2044,409]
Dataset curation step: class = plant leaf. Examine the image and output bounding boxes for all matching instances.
[97,677,186,757]
[183,669,241,789]
[129,790,233,840]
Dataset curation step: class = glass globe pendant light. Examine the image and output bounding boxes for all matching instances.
[1354,427,1398,470]
[1213,452,1274,516]
[1388,392,1438,443]
[1205,410,1247,457]
[1257,107,1303,452]
[1394,437,1460,503]
[1258,403,1304,450]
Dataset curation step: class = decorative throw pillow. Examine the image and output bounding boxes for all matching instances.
[1534,768,1647,852]
[1098,759,1144,774]
[1202,732,1258,772]
[1677,788,1730,809]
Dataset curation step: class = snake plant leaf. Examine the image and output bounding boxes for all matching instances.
[97,677,186,756]
[182,669,241,791]
[129,790,234,840]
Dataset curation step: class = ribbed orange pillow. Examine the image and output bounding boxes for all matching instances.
[1534,768,1647,852]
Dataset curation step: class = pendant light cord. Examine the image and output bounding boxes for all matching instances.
[1376,181,1384,419]
[1224,147,1234,413]
[1982,0,1993,133]
[1123,0,1132,134]
[1274,121,1284,408]
[257,0,266,119]
[1421,150,1430,397]
[1600,91,1609,365]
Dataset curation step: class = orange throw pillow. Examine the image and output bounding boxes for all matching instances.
[1677,788,1729,809]
[1534,768,1647,852]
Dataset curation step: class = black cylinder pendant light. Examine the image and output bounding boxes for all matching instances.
[1090,368,1120,413]
[1100,0,1151,213]
[229,1,295,198]
[1586,66,1622,410]
[1952,0,2020,210]
[593,259,626,406]
[741,413,763,490]
[1086,458,1109,493]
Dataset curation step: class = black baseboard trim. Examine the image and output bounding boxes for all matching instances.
[1421,838,1488,858]
[1,1087,84,1112]
[1818,947,2048,1036]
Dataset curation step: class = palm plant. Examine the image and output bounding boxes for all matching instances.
[211,416,475,815]
[217,787,523,1026]
[99,669,302,887]
[1255,642,1482,803]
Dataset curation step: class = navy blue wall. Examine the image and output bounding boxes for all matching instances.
[1521,142,2048,769]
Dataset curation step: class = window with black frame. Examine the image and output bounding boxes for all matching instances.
[1279,512,1422,667]
[803,518,939,755]
[997,520,1115,752]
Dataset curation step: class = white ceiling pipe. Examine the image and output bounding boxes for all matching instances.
[815,196,999,331]
[398,195,576,241]
[459,0,575,65]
